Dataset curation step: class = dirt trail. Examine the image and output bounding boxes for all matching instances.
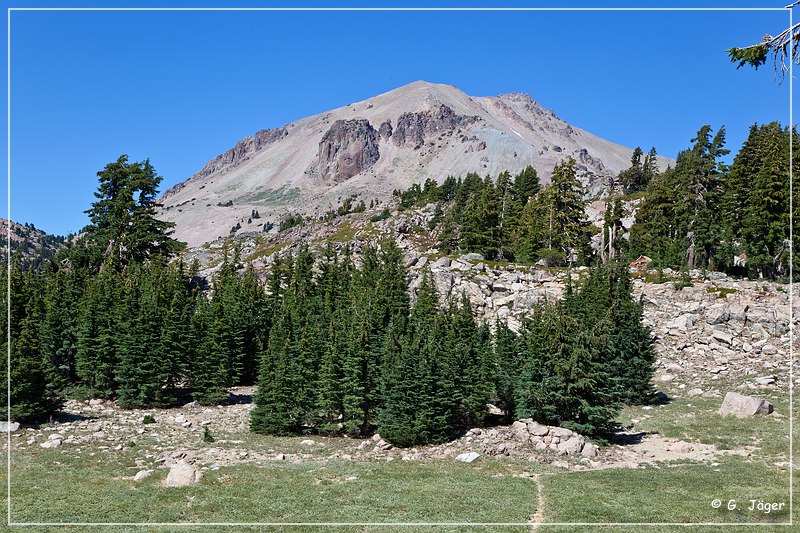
[529,473,544,531]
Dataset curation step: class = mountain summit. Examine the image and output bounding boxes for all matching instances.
[159,81,666,247]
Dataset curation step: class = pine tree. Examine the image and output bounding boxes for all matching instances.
[189,297,229,405]
[492,319,520,422]
[515,302,618,436]
[116,262,170,408]
[39,269,81,390]
[251,304,304,435]
[84,155,184,268]
[737,123,792,279]
[75,266,120,396]
[0,260,59,422]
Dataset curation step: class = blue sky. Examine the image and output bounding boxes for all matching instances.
[3,1,793,236]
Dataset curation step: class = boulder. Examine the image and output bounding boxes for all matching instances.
[0,422,20,432]
[711,330,734,345]
[432,256,451,268]
[557,436,585,456]
[164,461,202,487]
[133,470,152,481]
[549,427,574,439]
[511,421,529,439]
[581,443,599,458]
[455,452,481,463]
[761,344,778,355]
[719,392,774,418]
[526,422,549,436]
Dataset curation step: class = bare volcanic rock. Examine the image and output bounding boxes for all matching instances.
[392,104,480,147]
[162,127,288,199]
[719,392,774,418]
[318,119,380,183]
[378,120,393,139]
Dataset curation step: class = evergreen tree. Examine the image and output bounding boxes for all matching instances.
[189,297,229,405]
[39,269,81,390]
[737,123,793,278]
[84,155,184,269]
[75,266,120,396]
[251,304,304,435]
[0,260,59,422]
[515,302,618,436]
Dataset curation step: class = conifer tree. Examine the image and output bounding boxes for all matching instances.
[75,266,120,396]
[251,304,304,435]
[0,260,59,422]
[492,319,520,422]
[515,302,618,436]
[189,297,229,405]
[39,269,81,390]
[84,155,184,269]
[737,123,793,278]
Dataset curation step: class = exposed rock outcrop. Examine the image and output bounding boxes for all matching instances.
[378,120,393,139]
[392,104,480,148]
[318,119,380,183]
[162,127,288,199]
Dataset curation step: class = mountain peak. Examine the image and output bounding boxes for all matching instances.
[159,82,667,247]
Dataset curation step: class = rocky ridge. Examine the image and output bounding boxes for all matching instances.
[158,81,672,247]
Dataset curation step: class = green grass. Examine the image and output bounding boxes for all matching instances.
[5,450,537,529]
[619,395,791,457]
[237,186,301,206]
[706,287,738,299]
[243,239,291,262]
[540,458,790,528]
[329,221,359,243]
[5,381,797,532]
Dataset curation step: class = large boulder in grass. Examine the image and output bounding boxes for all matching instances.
[719,392,774,418]
[164,461,202,487]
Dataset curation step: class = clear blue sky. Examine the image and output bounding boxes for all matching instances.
[3,1,793,236]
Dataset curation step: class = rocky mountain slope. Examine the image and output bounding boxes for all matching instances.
[0,218,65,268]
[159,81,671,247]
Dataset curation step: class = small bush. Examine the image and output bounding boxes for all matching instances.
[203,427,214,443]
[142,414,156,424]
[369,209,391,223]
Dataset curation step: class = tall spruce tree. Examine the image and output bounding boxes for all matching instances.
[84,155,184,269]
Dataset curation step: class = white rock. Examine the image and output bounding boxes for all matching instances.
[581,443,599,457]
[761,344,778,355]
[557,436,585,456]
[455,452,481,463]
[133,470,152,481]
[299,439,315,446]
[712,331,734,345]
[719,392,774,418]
[527,422,549,436]
[549,427,573,439]
[0,422,20,432]
[164,461,202,487]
